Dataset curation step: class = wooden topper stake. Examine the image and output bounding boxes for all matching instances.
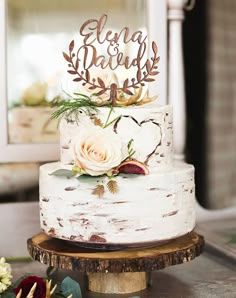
[63,14,160,106]
[110,83,118,105]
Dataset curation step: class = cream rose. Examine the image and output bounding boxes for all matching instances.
[73,126,124,176]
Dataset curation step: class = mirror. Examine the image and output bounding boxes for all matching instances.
[0,0,167,162]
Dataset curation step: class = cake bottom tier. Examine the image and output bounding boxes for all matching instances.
[40,162,196,245]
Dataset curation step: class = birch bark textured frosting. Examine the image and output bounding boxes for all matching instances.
[40,161,195,244]
[39,104,196,245]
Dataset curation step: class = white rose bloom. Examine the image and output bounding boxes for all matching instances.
[0,257,12,293]
[73,126,124,176]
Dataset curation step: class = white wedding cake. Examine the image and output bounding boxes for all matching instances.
[39,14,195,247]
[39,103,195,245]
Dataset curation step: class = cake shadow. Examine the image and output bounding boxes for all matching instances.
[65,238,171,252]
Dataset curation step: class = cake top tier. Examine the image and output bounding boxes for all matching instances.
[59,104,173,176]
[49,14,169,181]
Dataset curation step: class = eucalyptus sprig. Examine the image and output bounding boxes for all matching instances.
[51,93,98,121]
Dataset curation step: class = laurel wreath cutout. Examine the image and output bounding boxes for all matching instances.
[63,40,159,105]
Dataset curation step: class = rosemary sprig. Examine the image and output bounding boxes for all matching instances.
[103,105,121,128]
[103,115,121,128]
[103,104,114,128]
[51,93,98,120]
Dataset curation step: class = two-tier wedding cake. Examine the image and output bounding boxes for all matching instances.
[39,14,195,246]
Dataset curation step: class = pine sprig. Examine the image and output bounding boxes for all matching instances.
[92,116,104,127]
[51,93,98,121]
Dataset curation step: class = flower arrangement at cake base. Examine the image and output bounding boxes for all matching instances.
[0,258,140,298]
[0,258,82,298]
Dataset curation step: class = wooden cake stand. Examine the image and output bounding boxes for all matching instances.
[27,231,204,294]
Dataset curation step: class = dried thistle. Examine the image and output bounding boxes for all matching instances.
[92,116,103,127]
[16,289,22,298]
[136,91,157,106]
[107,180,119,194]
[15,282,37,298]
[26,282,37,298]
[115,87,156,106]
[92,185,105,198]
[116,87,142,106]
[46,279,57,297]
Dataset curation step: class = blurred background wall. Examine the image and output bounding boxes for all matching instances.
[185,0,236,209]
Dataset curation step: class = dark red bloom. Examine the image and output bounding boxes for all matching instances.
[14,276,46,298]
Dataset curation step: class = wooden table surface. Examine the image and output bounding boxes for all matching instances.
[0,202,236,297]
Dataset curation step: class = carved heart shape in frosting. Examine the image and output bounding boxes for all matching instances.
[113,115,162,164]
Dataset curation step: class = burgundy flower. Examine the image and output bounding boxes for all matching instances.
[14,276,46,298]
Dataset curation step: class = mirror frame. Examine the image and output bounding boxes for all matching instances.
[0,0,166,162]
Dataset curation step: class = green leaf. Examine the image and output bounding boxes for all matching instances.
[102,106,122,129]
[121,139,136,162]
[61,277,82,298]
[73,93,90,99]
[76,174,102,182]
[49,169,74,178]
[72,165,86,175]
[127,138,134,150]
[103,105,114,128]
[53,283,64,296]
[1,293,16,298]
[103,115,121,129]
[54,293,66,298]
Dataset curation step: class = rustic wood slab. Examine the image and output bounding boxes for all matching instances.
[27,231,204,294]
[28,231,204,272]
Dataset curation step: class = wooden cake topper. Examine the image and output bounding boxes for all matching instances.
[63,14,160,105]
